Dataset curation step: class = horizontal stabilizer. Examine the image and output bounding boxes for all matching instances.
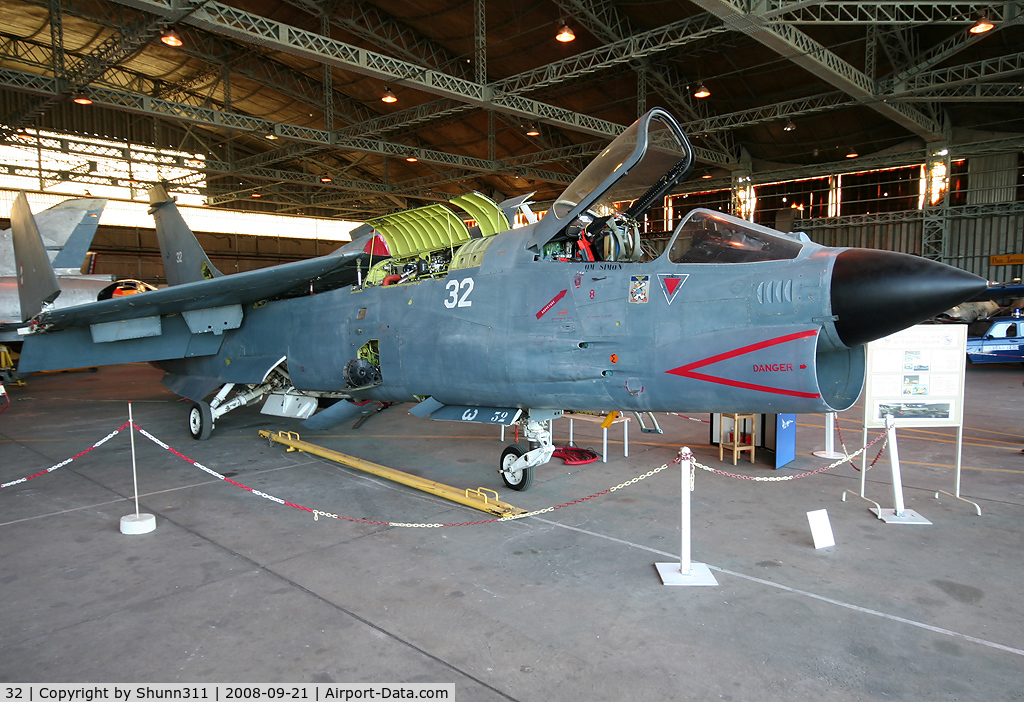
[301,400,367,430]
[11,192,61,320]
[429,405,522,425]
[409,396,445,418]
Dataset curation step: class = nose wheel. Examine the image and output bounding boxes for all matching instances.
[500,443,534,491]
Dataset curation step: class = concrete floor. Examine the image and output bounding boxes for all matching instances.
[1,362,1023,700]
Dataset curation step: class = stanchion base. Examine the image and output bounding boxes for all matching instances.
[934,490,982,516]
[870,508,931,525]
[120,513,156,535]
[812,450,845,459]
[655,562,718,586]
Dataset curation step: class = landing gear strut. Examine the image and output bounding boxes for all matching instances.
[186,363,314,440]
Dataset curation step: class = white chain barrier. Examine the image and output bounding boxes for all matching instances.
[2,420,890,527]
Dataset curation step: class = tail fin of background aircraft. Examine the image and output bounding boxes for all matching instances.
[10,192,61,321]
[0,196,107,277]
[48,198,107,274]
[149,184,223,286]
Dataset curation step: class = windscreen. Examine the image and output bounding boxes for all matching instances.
[666,209,803,263]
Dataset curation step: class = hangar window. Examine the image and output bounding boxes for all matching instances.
[0,128,206,205]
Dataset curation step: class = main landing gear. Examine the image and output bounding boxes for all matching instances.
[189,401,214,440]
[499,413,558,491]
[184,363,336,440]
[187,380,272,440]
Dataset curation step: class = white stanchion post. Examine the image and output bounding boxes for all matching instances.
[813,412,845,459]
[130,402,140,518]
[872,414,930,525]
[888,415,906,517]
[120,402,156,535]
[656,447,717,586]
[680,448,691,575]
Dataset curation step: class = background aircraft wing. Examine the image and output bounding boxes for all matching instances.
[47,198,107,273]
[0,195,107,277]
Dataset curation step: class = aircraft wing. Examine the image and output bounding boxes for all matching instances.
[28,248,365,333]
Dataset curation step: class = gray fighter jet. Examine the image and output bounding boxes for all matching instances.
[16,109,985,490]
[0,193,110,343]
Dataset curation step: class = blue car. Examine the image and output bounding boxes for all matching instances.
[966,315,1024,363]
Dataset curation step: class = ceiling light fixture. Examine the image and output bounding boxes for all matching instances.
[701,173,713,179]
[160,28,184,47]
[72,94,93,105]
[525,124,540,137]
[405,156,418,163]
[555,24,575,43]
[845,147,859,158]
[251,192,262,198]
[381,87,397,103]
[783,119,796,132]
[320,176,332,183]
[265,133,278,140]
[693,82,710,99]
[970,16,995,34]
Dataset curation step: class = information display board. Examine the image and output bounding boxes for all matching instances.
[863,324,967,429]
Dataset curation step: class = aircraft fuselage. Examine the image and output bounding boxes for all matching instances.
[160,224,863,416]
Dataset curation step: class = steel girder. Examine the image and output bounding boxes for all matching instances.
[553,0,737,163]
[490,14,729,95]
[282,0,470,79]
[886,51,1024,96]
[2,0,210,136]
[883,7,1024,89]
[762,2,1023,24]
[688,0,942,139]
[686,92,855,135]
[892,84,1024,101]
[107,0,623,137]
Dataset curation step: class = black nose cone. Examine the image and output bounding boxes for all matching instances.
[831,249,987,348]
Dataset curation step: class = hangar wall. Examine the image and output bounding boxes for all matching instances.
[796,206,1024,282]
[86,225,338,286]
[0,218,335,286]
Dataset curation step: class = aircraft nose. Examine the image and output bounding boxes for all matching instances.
[830,249,987,348]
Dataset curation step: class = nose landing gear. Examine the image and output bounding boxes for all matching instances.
[499,411,559,491]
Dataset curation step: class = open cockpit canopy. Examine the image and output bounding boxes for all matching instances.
[528,108,694,251]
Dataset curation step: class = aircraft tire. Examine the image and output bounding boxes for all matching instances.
[500,443,534,491]
[188,401,214,441]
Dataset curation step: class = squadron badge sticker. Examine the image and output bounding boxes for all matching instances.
[629,275,650,304]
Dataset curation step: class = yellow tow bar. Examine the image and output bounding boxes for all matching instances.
[259,430,525,518]
[0,345,25,386]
